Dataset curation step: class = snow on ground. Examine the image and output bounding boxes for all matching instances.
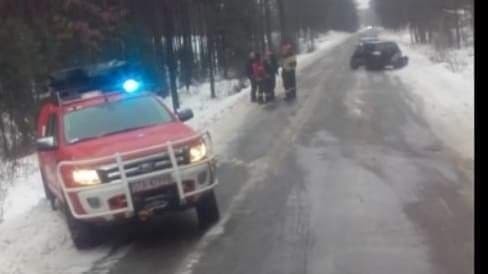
[1,156,42,221]
[381,30,474,160]
[0,30,352,274]
[165,79,249,132]
[297,31,352,69]
[356,0,370,10]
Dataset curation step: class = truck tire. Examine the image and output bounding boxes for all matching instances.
[196,190,220,229]
[64,205,101,249]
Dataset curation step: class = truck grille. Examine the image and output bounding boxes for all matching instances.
[98,148,189,183]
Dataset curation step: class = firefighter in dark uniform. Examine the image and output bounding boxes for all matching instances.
[245,51,257,102]
[252,53,268,104]
[265,50,279,101]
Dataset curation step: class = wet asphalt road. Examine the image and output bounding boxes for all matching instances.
[100,34,473,274]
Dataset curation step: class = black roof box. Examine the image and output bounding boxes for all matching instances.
[48,60,138,101]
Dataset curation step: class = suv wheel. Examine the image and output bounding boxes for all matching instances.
[350,58,361,70]
[196,191,220,229]
[64,204,101,249]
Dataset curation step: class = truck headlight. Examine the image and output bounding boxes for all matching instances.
[72,169,101,185]
[190,142,207,163]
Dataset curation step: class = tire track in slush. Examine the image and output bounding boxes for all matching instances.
[175,36,354,274]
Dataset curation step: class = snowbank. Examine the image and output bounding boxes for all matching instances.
[381,30,474,160]
[1,156,43,221]
[298,31,352,69]
[165,79,249,132]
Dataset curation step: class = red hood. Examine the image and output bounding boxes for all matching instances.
[60,122,197,161]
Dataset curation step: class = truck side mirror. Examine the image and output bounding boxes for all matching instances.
[36,136,57,151]
[177,108,194,122]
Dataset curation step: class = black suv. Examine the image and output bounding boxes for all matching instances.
[350,40,409,70]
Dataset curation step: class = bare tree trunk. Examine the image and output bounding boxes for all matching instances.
[219,31,229,79]
[204,0,216,98]
[277,0,287,43]
[181,0,193,90]
[0,116,9,159]
[409,26,415,44]
[264,0,273,50]
[256,0,266,53]
[162,0,180,111]
[454,9,461,48]
[310,29,315,50]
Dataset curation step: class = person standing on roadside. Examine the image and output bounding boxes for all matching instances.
[246,51,257,102]
[264,50,279,101]
[281,42,297,99]
[252,53,268,104]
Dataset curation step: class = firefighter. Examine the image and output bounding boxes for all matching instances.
[252,53,268,104]
[281,42,297,99]
[265,50,279,101]
[246,51,257,102]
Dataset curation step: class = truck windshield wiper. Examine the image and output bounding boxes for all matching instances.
[97,123,160,138]
[69,135,102,144]
[69,124,159,144]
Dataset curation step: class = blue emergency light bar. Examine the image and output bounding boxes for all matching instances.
[48,60,145,103]
[123,79,141,93]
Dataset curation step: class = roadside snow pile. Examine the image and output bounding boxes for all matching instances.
[298,31,352,69]
[0,156,42,222]
[381,30,474,79]
[0,202,119,274]
[381,30,474,160]
[165,79,249,131]
[0,156,122,274]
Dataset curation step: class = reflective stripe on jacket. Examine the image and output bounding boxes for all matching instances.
[282,55,297,71]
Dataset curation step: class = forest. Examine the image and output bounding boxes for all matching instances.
[0,0,359,161]
[372,0,473,48]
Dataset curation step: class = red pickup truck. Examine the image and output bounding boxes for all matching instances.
[36,62,219,248]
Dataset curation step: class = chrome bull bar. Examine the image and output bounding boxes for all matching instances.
[56,131,217,220]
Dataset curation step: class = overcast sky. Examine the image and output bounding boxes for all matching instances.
[356,0,370,10]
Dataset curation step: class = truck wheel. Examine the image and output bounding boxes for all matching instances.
[64,205,101,249]
[41,172,56,210]
[196,191,220,229]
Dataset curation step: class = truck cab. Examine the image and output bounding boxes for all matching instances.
[36,61,220,249]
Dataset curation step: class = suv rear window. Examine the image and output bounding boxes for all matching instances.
[375,42,399,52]
[63,96,173,144]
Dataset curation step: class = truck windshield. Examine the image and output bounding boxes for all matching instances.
[63,96,173,144]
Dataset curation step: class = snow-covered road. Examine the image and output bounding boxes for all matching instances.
[0,30,473,274]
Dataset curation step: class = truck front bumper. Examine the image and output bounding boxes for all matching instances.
[57,132,218,222]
